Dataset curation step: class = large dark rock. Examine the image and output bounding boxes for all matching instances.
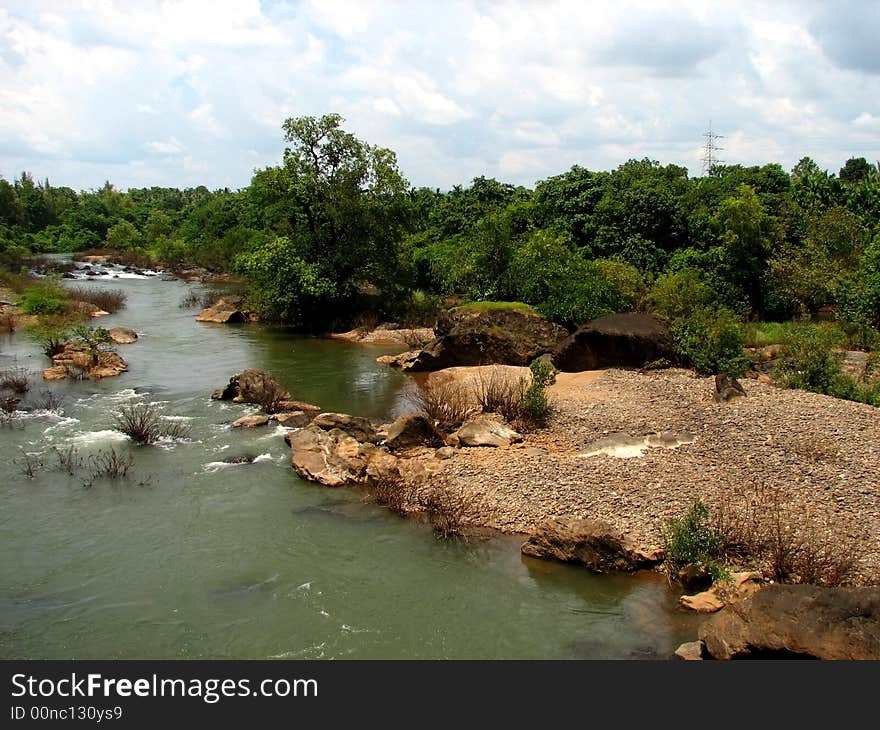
[211,369,290,407]
[384,413,445,450]
[699,584,880,660]
[521,517,663,573]
[405,306,568,371]
[551,313,675,372]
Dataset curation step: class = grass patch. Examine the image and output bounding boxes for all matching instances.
[742,320,848,349]
[452,300,537,315]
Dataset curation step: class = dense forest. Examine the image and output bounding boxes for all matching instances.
[2,114,879,398]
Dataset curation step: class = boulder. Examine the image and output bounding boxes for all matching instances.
[699,584,880,660]
[42,365,68,381]
[455,419,522,447]
[232,414,270,428]
[276,399,321,413]
[680,591,726,613]
[551,313,675,372]
[48,344,127,380]
[311,412,378,443]
[211,369,290,407]
[384,413,445,450]
[521,517,663,573]
[714,373,746,402]
[376,350,422,369]
[108,327,138,344]
[679,572,764,613]
[673,641,706,661]
[196,296,251,324]
[286,425,371,486]
[272,411,313,428]
[405,306,568,372]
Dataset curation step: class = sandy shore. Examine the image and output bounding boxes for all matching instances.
[433,367,880,584]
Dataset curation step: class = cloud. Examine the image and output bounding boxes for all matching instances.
[0,1,878,191]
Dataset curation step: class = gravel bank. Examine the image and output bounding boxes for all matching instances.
[441,368,880,583]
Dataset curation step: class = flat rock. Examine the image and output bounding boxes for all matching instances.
[384,412,445,450]
[680,591,726,613]
[287,425,370,487]
[674,641,705,661]
[232,414,270,428]
[699,584,880,660]
[456,419,522,447]
[196,297,252,324]
[521,517,663,573]
[272,411,312,428]
[311,412,378,443]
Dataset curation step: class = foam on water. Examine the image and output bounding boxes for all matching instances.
[68,429,129,446]
[202,452,275,473]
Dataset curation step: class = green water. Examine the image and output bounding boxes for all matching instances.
[0,273,700,659]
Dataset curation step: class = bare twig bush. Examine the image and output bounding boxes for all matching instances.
[713,483,859,587]
[406,378,474,430]
[0,366,31,395]
[352,311,380,336]
[63,362,89,381]
[52,445,82,475]
[1,395,19,413]
[34,390,64,412]
[114,403,191,444]
[416,481,479,541]
[366,473,411,515]
[17,453,43,478]
[66,286,127,313]
[400,327,434,349]
[179,288,223,309]
[87,447,134,480]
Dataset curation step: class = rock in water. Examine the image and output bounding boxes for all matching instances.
[272,411,312,428]
[196,296,250,324]
[231,414,270,428]
[384,413,445,450]
[714,373,746,402]
[699,584,880,659]
[551,313,675,372]
[521,517,663,573]
[108,327,138,344]
[286,425,370,486]
[211,369,290,406]
[405,305,568,371]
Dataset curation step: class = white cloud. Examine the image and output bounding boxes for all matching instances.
[0,0,878,190]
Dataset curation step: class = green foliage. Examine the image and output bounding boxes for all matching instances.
[518,358,556,427]
[773,325,847,394]
[511,230,618,327]
[19,282,67,315]
[662,499,728,583]
[236,236,336,327]
[594,258,646,311]
[672,306,748,376]
[646,268,712,321]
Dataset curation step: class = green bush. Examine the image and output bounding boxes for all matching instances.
[19,283,67,315]
[672,306,748,376]
[662,499,728,583]
[646,268,712,321]
[773,325,845,394]
[595,258,646,311]
[518,358,557,427]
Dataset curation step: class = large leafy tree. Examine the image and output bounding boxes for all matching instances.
[238,114,411,326]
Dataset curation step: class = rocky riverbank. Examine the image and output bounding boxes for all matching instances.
[439,366,880,585]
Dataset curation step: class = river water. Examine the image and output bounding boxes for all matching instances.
[0,268,700,658]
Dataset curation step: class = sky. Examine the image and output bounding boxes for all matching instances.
[0,0,878,192]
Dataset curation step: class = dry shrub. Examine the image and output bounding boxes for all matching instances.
[87,447,133,480]
[34,389,64,412]
[0,312,15,333]
[416,481,480,541]
[114,403,191,444]
[17,453,43,478]
[352,311,380,336]
[407,378,474,430]
[179,288,223,309]
[253,380,290,415]
[472,366,526,422]
[52,445,82,475]
[66,286,127,314]
[366,473,412,515]
[714,483,859,587]
[400,327,433,349]
[63,362,89,381]
[0,366,31,395]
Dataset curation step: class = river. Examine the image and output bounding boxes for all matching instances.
[0,267,700,658]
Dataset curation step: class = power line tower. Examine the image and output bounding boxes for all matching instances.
[701,120,724,176]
